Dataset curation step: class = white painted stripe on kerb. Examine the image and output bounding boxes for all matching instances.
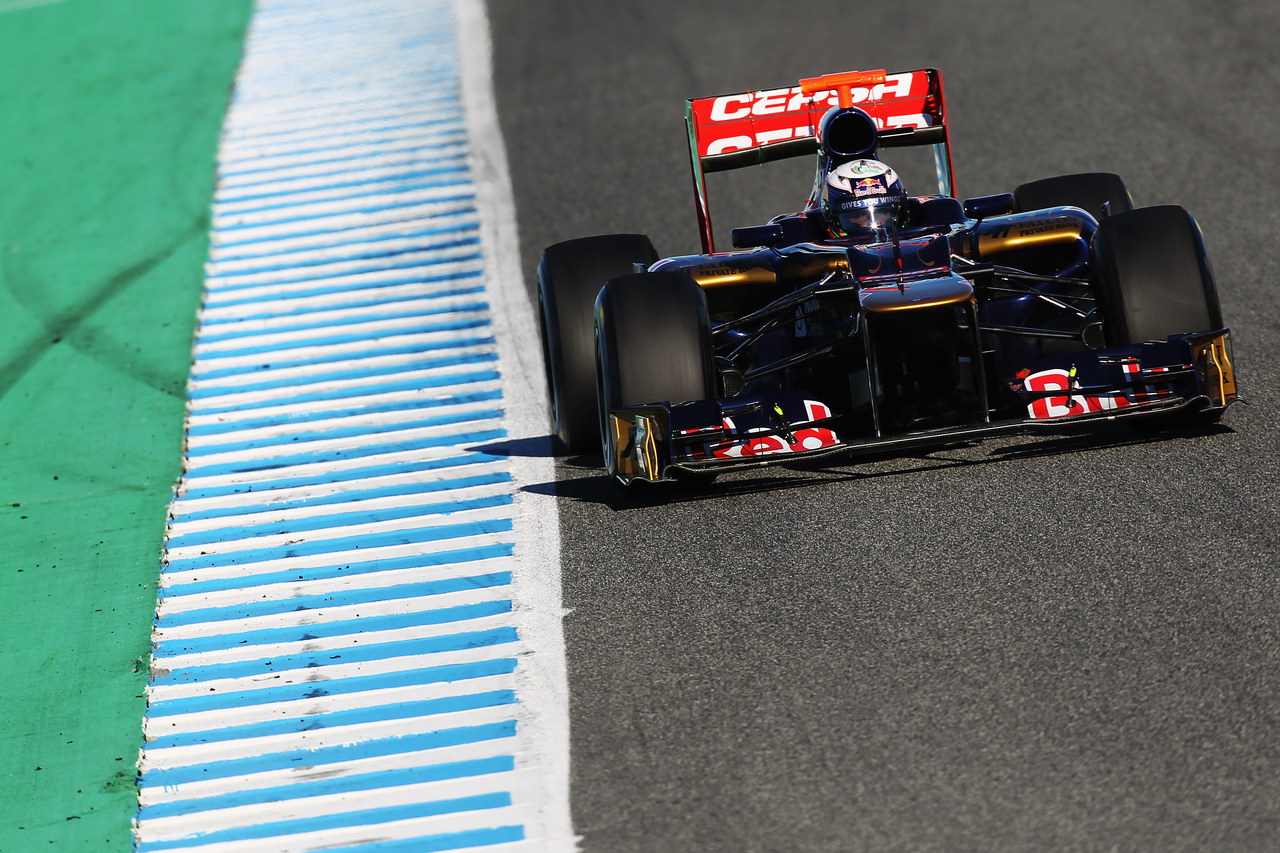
[141,672,518,744]
[133,1,573,850]
[155,568,515,624]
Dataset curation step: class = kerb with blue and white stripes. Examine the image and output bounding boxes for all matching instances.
[133,2,564,851]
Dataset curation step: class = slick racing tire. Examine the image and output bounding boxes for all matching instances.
[1092,205,1222,345]
[595,271,715,481]
[1014,172,1134,220]
[538,234,658,454]
[1092,205,1225,425]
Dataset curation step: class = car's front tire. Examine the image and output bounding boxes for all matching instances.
[1092,205,1222,345]
[1092,204,1226,425]
[594,271,715,481]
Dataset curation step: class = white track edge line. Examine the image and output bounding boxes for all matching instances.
[457,2,576,850]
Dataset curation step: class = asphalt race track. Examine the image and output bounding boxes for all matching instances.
[489,1,1279,850]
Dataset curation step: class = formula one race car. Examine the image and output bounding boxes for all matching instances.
[537,68,1239,485]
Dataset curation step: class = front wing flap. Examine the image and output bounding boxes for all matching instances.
[605,330,1238,485]
[1010,329,1237,418]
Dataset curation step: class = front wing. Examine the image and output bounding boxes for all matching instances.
[604,330,1238,485]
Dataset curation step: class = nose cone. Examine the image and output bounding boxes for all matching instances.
[859,272,973,313]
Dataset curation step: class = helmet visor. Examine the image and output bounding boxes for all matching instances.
[835,195,901,238]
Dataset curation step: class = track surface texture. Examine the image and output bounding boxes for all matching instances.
[489,1,1279,851]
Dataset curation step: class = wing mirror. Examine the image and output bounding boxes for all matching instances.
[730,215,817,249]
[962,193,1015,219]
[730,223,784,249]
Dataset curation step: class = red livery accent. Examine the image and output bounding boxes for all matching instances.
[803,399,834,422]
[708,407,840,458]
[710,427,840,459]
[1025,368,1133,419]
[687,69,942,159]
[684,67,953,253]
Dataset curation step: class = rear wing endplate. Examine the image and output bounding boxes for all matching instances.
[685,68,954,252]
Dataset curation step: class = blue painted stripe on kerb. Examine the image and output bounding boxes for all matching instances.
[214,170,471,208]
[137,755,515,821]
[216,130,468,180]
[147,657,520,718]
[197,317,491,361]
[218,128,469,179]
[151,626,518,686]
[204,238,480,289]
[214,191,476,234]
[221,140,471,189]
[139,718,516,786]
[183,387,500,432]
[180,427,506,477]
[213,202,476,250]
[218,94,461,145]
[215,175,473,221]
[218,159,470,202]
[173,470,511,524]
[222,113,463,153]
[163,516,514,572]
[215,121,468,179]
[194,327,497,365]
[222,109,464,147]
[205,233,480,280]
[218,131,466,180]
[154,599,513,657]
[203,265,484,308]
[201,283,485,324]
[219,118,466,163]
[177,452,502,499]
[194,304,488,346]
[160,569,512,629]
[165,491,511,548]
[136,794,513,852]
[185,371,502,416]
[184,409,505,459]
[146,690,517,750]
[183,409,503,459]
[189,345,491,397]
[188,336,495,383]
[159,547,513,604]
[209,218,478,264]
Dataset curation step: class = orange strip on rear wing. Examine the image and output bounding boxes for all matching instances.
[685,68,954,252]
[798,69,888,107]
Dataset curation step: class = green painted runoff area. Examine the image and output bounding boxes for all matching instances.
[0,0,252,848]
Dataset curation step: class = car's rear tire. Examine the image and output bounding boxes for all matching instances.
[595,271,715,479]
[1014,172,1134,219]
[1092,205,1225,425]
[538,234,658,453]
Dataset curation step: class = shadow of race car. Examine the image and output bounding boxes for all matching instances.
[537,68,1239,485]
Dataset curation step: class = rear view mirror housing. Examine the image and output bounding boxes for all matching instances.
[730,216,817,249]
[962,193,1015,219]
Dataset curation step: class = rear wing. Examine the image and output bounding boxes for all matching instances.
[685,68,954,252]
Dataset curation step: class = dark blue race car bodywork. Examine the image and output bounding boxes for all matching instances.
[608,216,1236,483]
[542,69,1239,484]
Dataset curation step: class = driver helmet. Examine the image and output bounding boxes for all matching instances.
[823,158,906,240]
